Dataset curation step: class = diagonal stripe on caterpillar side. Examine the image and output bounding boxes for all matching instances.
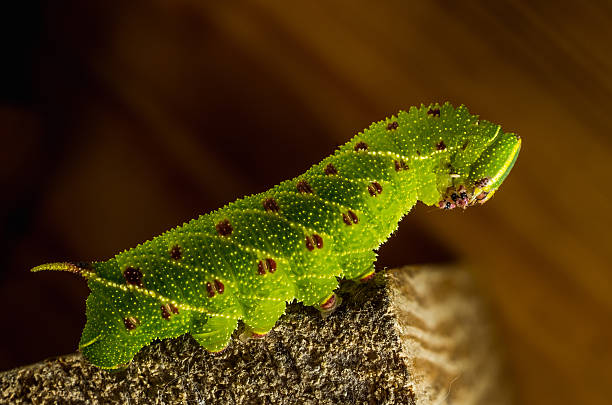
[31,102,521,369]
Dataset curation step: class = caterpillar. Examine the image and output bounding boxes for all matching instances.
[32,103,521,369]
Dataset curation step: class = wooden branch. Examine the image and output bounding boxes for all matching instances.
[0,265,511,404]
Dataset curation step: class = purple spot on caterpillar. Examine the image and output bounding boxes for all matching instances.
[206,282,216,297]
[320,294,336,310]
[354,141,368,151]
[296,180,314,194]
[263,197,280,213]
[257,260,266,275]
[216,219,233,236]
[368,181,383,196]
[258,258,277,274]
[313,234,323,249]
[305,236,315,251]
[266,258,277,273]
[475,177,491,188]
[386,121,399,131]
[169,245,182,260]
[416,150,421,156]
[436,140,446,151]
[123,267,143,287]
[342,213,352,226]
[427,108,441,117]
[161,304,172,320]
[214,279,225,294]
[123,316,140,330]
[394,160,409,171]
[347,210,359,224]
[324,163,338,175]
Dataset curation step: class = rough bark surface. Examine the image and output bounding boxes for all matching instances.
[0,265,511,404]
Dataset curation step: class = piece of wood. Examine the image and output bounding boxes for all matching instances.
[0,265,511,404]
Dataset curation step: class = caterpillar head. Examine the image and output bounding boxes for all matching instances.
[439,132,521,210]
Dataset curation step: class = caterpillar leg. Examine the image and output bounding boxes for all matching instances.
[340,250,377,281]
[316,292,342,318]
[358,270,376,282]
[191,316,238,353]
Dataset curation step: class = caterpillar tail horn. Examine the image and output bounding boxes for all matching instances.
[31,262,94,278]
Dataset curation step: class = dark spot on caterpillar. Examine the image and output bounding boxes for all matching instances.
[214,279,225,294]
[386,121,399,131]
[475,177,491,188]
[296,180,314,194]
[258,258,277,274]
[257,260,266,275]
[462,140,469,150]
[263,197,280,213]
[320,294,336,310]
[394,160,409,171]
[342,213,352,226]
[123,267,143,287]
[416,150,421,156]
[216,219,233,236]
[368,181,383,196]
[348,210,358,224]
[123,316,140,330]
[427,108,441,117]
[451,193,459,202]
[324,163,338,175]
[206,282,216,297]
[354,142,368,151]
[436,140,446,151]
[169,245,182,260]
[305,236,315,251]
[161,304,172,320]
[313,234,323,249]
[170,303,179,314]
[266,258,277,273]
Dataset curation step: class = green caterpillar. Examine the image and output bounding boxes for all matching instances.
[32,103,520,369]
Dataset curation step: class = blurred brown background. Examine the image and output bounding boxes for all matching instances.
[1,1,611,403]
